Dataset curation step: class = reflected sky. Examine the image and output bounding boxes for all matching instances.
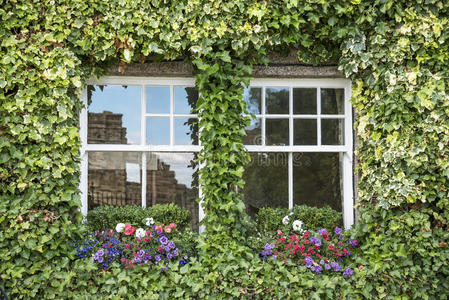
[88,85,141,145]
[148,152,196,188]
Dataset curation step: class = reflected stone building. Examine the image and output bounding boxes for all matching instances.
[87,111,199,229]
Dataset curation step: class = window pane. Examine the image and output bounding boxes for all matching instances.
[293,153,342,212]
[146,86,170,113]
[243,153,288,217]
[146,117,170,145]
[88,85,141,145]
[88,152,142,209]
[146,152,199,230]
[174,117,198,145]
[321,119,344,145]
[266,87,289,114]
[321,88,344,114]
[243,87,261,115]
[243,118,262,145]
[294,119,317,145]
[174,86,198,114]
[266,119,289,145]
[293,88,316,114]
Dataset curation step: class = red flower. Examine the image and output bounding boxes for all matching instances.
[124,224,135,235]
[108,243,112,248]
[303,232,310,238]
[328,244,335,250]
[158,247,163,253]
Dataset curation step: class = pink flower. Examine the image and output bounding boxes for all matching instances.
[168,223,177,229]
[277,230,283,235]
[124,224,135,235]
[164,226,172,233]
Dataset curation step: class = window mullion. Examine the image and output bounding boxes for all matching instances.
[141,152,147,208]
[317,87,321,146]
[288,152,293,210]
[170,85,174,146]
[261,87,266,146]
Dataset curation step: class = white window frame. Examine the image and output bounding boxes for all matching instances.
[79,77,353,229]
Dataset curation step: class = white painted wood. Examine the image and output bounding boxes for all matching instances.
[79,88,88,217]
[317,87,322,146]
[288,152,293,209]
[141,152,147,208]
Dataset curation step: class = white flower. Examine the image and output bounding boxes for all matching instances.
[115,223,125,233]
[144,217,154,226]
[292,220,303,232]
[135,228,146,239]
[282,216,290,225]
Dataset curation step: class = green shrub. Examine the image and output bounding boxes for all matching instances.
[86,203,191,232]
[255,205,342,235]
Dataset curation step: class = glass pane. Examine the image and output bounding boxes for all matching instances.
[243,118,262,145]
[294,119,317,145]
[243,153,288,217]
[146,117,170,145]
[293,153,342,212]
[88,152,142,210]
[266,87,289,114]
[321,119,344,145]
[243,87,261,115]
[293,88,316,114]
[88,85,141,145]
[321,88,344,114]
[146,86,170,113]
[146,152,199,230]
[266,119,289,145]
[174,117,198,145]
[174,86,199,114]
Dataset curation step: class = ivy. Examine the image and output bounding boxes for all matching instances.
[0,0,448,298]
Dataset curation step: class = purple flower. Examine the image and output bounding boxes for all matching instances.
[155,254,162,262]
[343,268,354,276]
[164,246,171,252]
[331,262,340,272]
[310,237,322,247]
[314,265,322,274]
[325,264,331,270]
[172,249,179,256]
[318,229,327,235]
[272,255,277,260]
[97,256,104,263]
[304,256,314,266]
[338,235,343,240]
[159,236,168,245]
[97,249,104,256]
[138,250,145,256]
[264,243,275,251]
[334,227,342,235]
[320,259,324,265]
[167,252,174,259]
[167,241,175,250]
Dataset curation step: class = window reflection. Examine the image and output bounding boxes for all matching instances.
[87,85,141,145]
[146,153,199,230]
[243,153,288,217]
[174,117,198,145]
[174,87,198,114]
[88,152,142,209]
[266,88,289,114]
[293,153,343,212]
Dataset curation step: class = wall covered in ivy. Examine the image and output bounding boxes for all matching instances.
[0,0,448,298]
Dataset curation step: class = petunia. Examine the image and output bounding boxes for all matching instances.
[115,223,126,233]
[282,216,290,225]
[135,228,146,239]
[292,220,303,232]
[342,268,354,276]
[334,227,343,235]
[124,224,135,236]
[144,217,155,226]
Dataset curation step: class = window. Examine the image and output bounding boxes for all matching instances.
[80,77,353,230]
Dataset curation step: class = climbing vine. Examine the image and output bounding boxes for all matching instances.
[0,0,448,298]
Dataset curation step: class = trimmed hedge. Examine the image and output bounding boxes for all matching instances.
[86,204,191,232]
[255,205,342,235]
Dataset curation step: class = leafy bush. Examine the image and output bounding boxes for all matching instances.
[86,204,191,232]
[255,205,342,235]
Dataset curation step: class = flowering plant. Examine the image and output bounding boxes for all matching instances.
[74,222,195,271]
[259,223,358,277]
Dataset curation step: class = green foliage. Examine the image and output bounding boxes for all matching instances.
[254,206,289,234]
[86,204,191,232]
[0,0,448,298]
